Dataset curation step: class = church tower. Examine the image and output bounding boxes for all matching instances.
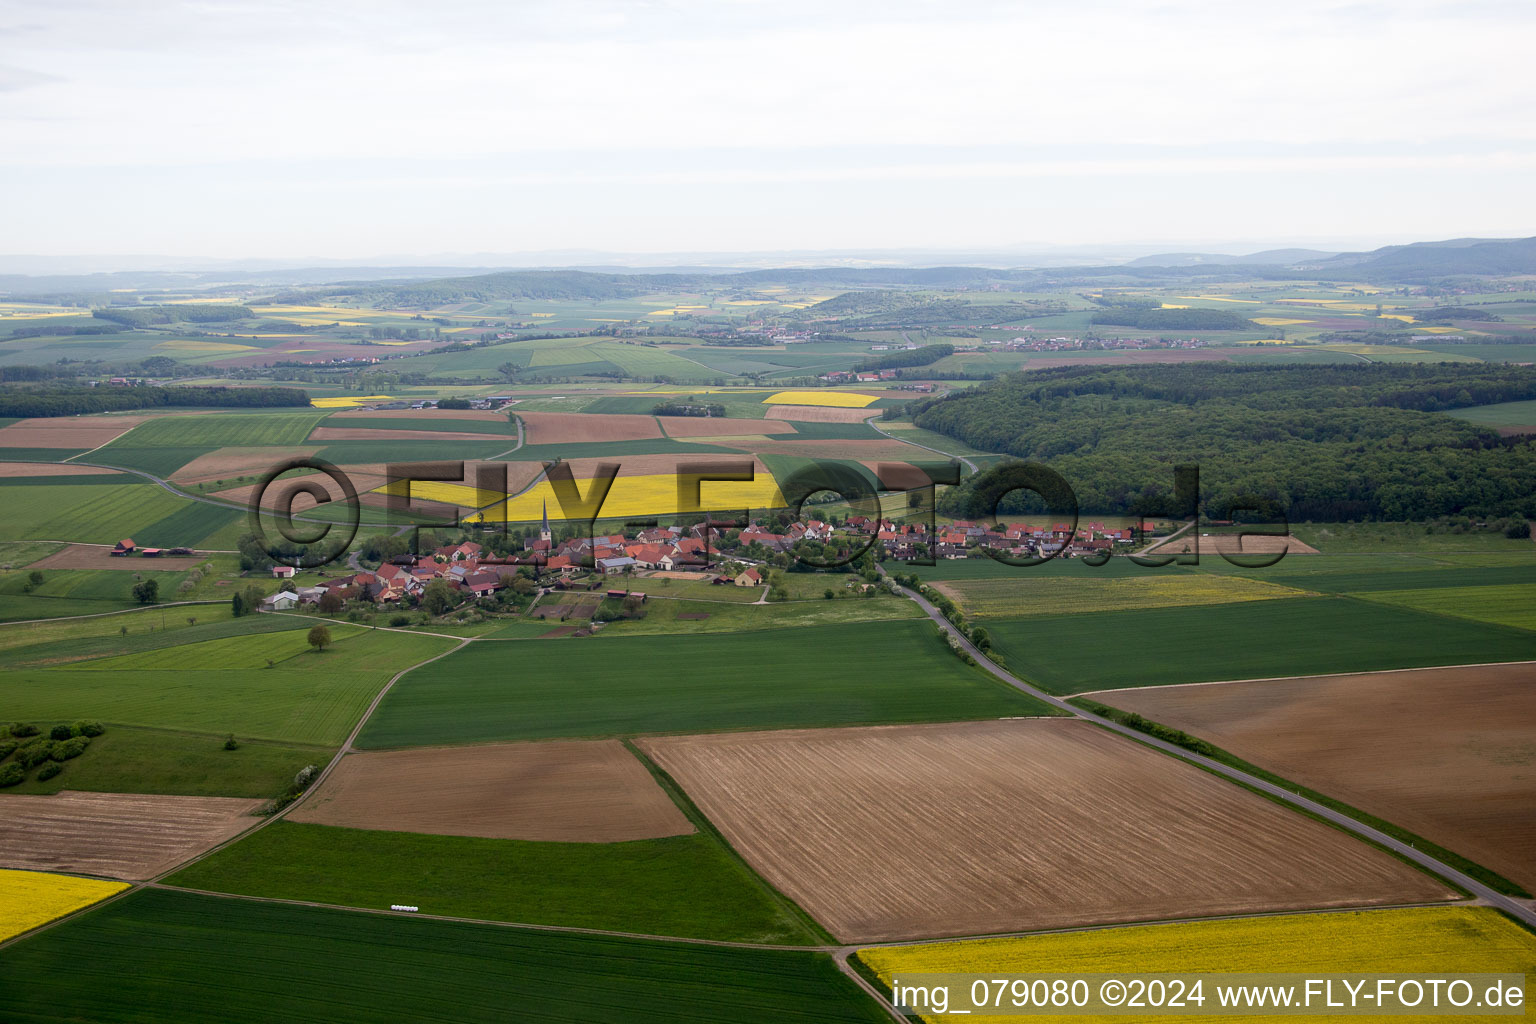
[540,500,552,544]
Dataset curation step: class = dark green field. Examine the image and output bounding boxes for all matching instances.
[357,619,1058,747]
[0,567,190,622]
[991,595,1536,693]
[166,820,820,943]
[0,888,887,1023]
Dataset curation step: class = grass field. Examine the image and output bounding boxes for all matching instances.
[857,907,1536,1024]
[937,573,1308,618]
[990,596,1536,693]
[1357,583,1536,631]
[0,566,191,622]
[0,888,888,1023]
[1290,521,1536,552]
[110,411,329,447]
[167,820,821,943]
[1447,398,1536,426]
[0,482,203,546]
[357,620,1059,748]
[596,593,923,635]
[0,869,128,943]
[1,626,457,745]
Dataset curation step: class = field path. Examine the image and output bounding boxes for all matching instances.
[888,573,1536,932]
[866,417,981,474]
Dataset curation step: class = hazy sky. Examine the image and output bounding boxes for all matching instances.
[3,0,1535,262]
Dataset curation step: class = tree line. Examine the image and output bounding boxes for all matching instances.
[853,343,954,372]
[0,385,312,418]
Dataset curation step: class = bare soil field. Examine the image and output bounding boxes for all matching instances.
[715,439,919,461]
[0,416,152,450]
[549,453,768,479]
[289,741,693,842]
[1144,532,1321,557]
[170,446,322,484]
[27,543,206,571]
[331,408,509,422]
[660,417,797,438]
[764,406,877,424]
[640,720,1451,942]
[308,427,507,442]
[0,462,123,478]
[516,411,661,443]
[0,790,261,880]
[1094,663,1536,891]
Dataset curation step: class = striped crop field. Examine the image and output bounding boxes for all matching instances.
[762,391,878,408]
[0,868,129,942]
[857,906,1536,1024]
[938,574,1310,619]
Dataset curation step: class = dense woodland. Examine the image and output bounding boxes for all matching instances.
[1087,308,1257,330]
[92,305,254,327]
[915,364,1536,521]
[853,344,954,372]
[0,385,311,418]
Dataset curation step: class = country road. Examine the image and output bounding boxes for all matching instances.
[891,578,1536,931]
[866,416,982,474]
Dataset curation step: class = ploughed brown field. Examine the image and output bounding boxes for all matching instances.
[330,408,509,423]
[1093,663,1536,891]
[289,741,693,842]
[0,791,261,880]
[659,417,797,438]
[169,446,322,484]
[640,720,1452,942]
[1142,532,1321,557]
[515,411,660,443]
[763,405,877,423]
[27,543,206,570]
[0,462,122,478]
[307,427,509,442]
[0,416,154,450]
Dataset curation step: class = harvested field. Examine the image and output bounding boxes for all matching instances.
[288,741,693,842]
[169,446,322,484]
[640,719,1452,942]
[1143,531,1321,557]
[660,417,797,438]
[26,543,206,571]
[308,426,506,442]
[0,790,262,880]
[765,405,877,423]
[1095,662,1536,891]
[516,411,661,443]
[0,416,150,450]
[646,570,714,581]
[717,439,917,460]
[0,462,122,478]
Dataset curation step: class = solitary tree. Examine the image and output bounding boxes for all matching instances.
[131,578,159,604]
[307,625,332,651]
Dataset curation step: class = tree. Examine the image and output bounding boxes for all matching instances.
[317,591,345,615]
[27,570,43,588]
[131,578,159,604]
[231,591,247,617]
[307,625,332,651]
[422,578,456,616]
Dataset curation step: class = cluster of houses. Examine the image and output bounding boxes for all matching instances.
[263,539,512,610]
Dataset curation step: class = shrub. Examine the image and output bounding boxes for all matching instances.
[224,734,239,751]
[50,724,77,741]
[0,740,16,760]
[36,761,62,782]
[50,737,89,761]
[389,614,411,626]
[10,723,39,738]
[16,742,52,769]
[74,720,105,737]
[0,763,23,787]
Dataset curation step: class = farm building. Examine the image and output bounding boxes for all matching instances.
[259,592,299,612]
[734,568,762,587]
[271,566,296,579]
[595,556,636,575]
[111,538,135,556]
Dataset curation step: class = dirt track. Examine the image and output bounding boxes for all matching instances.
[1095,663,1536,891]
[289,741,694,842]
[641,719,1452,942]
[0,791,262,880]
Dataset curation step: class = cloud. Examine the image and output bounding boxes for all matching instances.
[0,62,57,92]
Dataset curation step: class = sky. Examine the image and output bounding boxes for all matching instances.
[3,0,1536,264]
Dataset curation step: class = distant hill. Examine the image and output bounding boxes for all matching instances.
[1301,236,1536,281]
[1123,248,1335,268]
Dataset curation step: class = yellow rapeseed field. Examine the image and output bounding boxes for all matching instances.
[762,390,878,408]
[858,907,1536,1024]
[310,394,395,408]
[0,869,129,942]
[385,471,786,522]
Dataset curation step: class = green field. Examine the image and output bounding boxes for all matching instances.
[938,573,1308,618]
[357,620,1058,747]
[1447,398,1536,426]
[322,414,517,435]
[0,567,191,622]
[1291,521,1536,552]
[597,593,924,635]
[167,820,820,943]
[0,626,457,745]
[990,595,1536,693]
[0,888,887,1023]
[85,445,217,477]
[3,724,327,798]
[109,411,329,447]
[0,482,204,545]
[1357,583,1536,632]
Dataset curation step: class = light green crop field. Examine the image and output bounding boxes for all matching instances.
[1447,398,1536,426]
[110,411,329,447]
[0,625,458,745]
[0,482,199,545]
[990,596,1536,693]
[1290,521,1536,552]
[0,566,190,622]
[1356,583,1536,632]
[0,888,889,1024]
[167,821,822,944]
[357,619,1059,747]
[596,593,923,635]
[937,573,1309,619]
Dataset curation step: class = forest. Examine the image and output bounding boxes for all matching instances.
[914,364,1536,521]
[0,385,312,418]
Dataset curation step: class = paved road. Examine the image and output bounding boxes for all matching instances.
[866,417,982,474]
[892,578,1536,931]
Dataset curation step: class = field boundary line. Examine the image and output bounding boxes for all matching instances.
[1077,658,1536,698]
[888,573,1536,932]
